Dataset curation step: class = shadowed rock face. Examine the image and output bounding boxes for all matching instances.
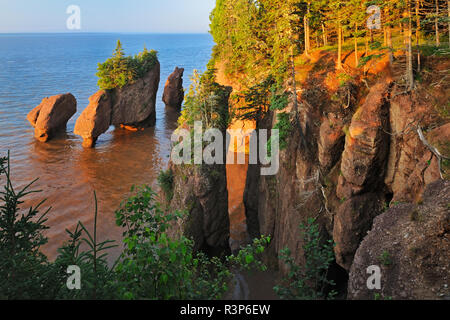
[318,112,345,172]
[333,193,385,270]
[27,93,77,142]
[239,59,444,290]
[110,61,160,126]
[348,180,450,300]
[162,67,184,110]
[167,162,230,256]
[162,84,232,256]
[74,62,160,147]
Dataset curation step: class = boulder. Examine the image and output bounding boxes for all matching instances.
[110,61,160,127]
[74,90,112,148]
[162,67,184,110]
[27,93,77,142]
[348,180,450,300]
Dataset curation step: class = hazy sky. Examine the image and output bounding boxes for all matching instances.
[0,0,216,33]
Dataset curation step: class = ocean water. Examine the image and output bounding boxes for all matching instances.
[0,33,214,259]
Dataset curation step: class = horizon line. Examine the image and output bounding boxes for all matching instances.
[0,31,211,35]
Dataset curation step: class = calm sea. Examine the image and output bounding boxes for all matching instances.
[0,33,214,259]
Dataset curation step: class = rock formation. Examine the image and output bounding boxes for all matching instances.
[74,90,112,148]
[162,67,184,110]
[232,52,447,290]
[348,180,450,300]
[161,82,232,256]
[27,93,77,142]
[333,80,392,270]
[75,61,160,147]
[109,61,160,126]
[336,80,392,200]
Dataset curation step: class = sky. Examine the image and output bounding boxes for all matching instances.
[0,0,216,33]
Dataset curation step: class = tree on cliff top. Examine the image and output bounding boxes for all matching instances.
[96,40,158,90]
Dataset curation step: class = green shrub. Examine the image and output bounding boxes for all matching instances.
[274,218,337,300]
[96,40,158,90]
[267,111,292,156]
[236,76,274,122]
[55,192,118,299]
[0,152,56,299]
[157,169,174,201]
[269,85,289,111]
[378,250,392,266]
[178,69,231,131]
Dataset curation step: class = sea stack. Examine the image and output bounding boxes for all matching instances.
[27,93,77,142]
[162,67,184,110]
[74,90,112,148]
[75,61,160,147]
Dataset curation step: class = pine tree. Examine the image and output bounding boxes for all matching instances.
[113,40,125,59]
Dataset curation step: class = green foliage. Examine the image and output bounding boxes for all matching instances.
[0,153,271,300]
[97,40,158,90]
[55,193,118,299]
[374,292,393,300]
[210,0,299,86]
[274,218,337,300]
[157,169,174,201]
[269,85,289,111]
[267,112,292,155]
[236,76,274,122]
[358,53,384,68]
[418,45,450,57]
[179,69,231,131]
[0,152,55,299]
[378,250,392,266]
[226,236,271,272]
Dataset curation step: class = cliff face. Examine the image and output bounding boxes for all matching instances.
[239,52,449,293]
[166,50,448,297]
[166,161,230,256]
[348,179,450,300]
[161,79,232,256]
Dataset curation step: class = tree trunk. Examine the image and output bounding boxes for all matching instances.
[322,23,328,46]
[385,6,393,65]
[305,2,311,55]
[448,0,450,45]
[355,24,359,67]
[387,26,393,65]
[407,0,414,90]
[416,0,421,72]
[303,17,309,55]
[337,21,343,70]
[436,0,440,46]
